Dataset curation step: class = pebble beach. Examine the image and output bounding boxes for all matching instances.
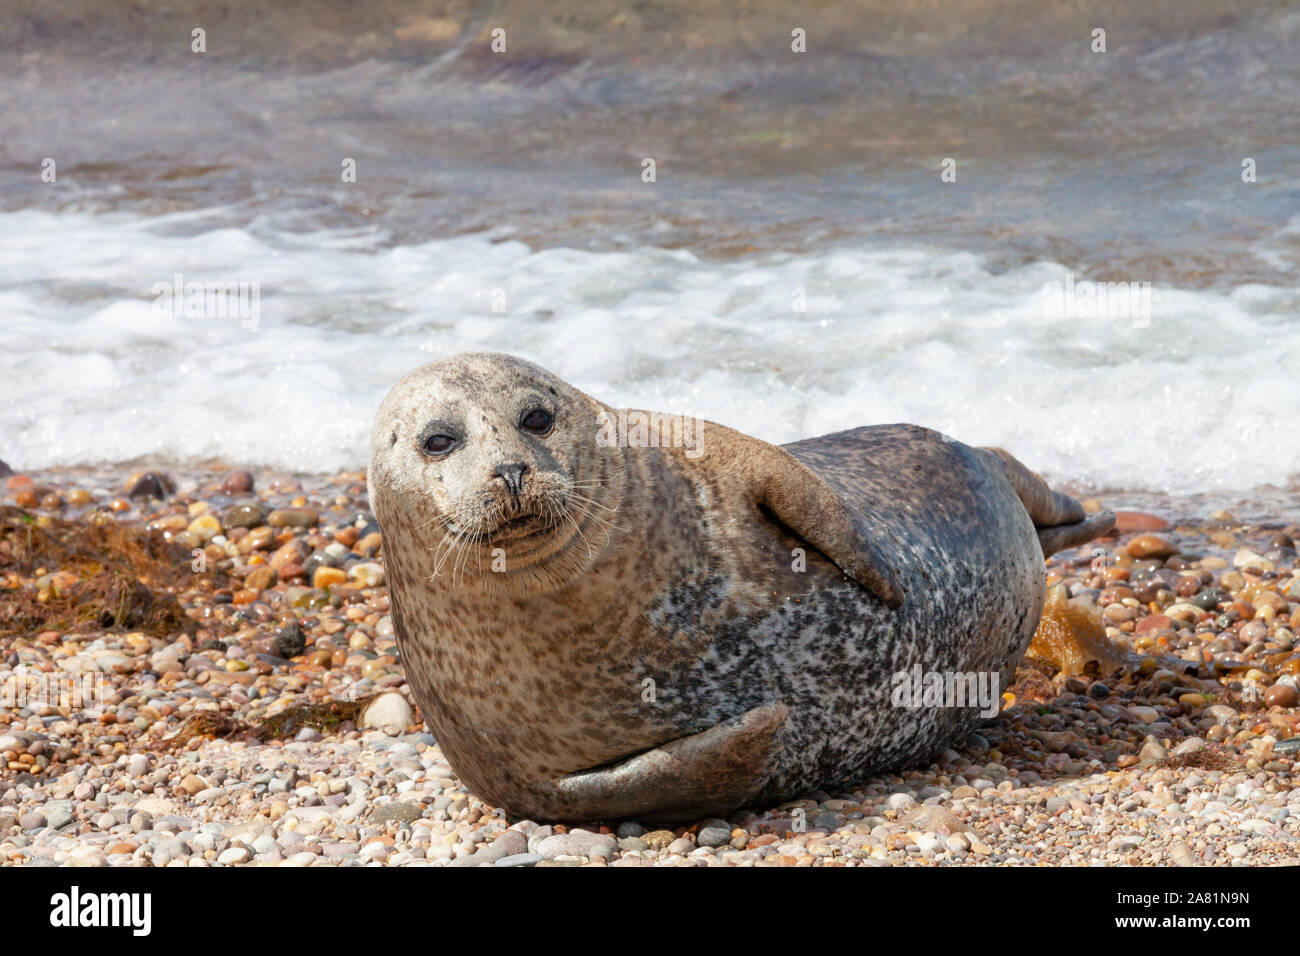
[2,463,1299,867]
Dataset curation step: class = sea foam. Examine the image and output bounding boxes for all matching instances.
[2,208,1296,494]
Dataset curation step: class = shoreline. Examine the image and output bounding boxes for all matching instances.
[2,462,1300,866]
[11,461,1300,525]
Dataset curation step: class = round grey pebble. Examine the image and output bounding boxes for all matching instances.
[45,808,73,831]
[698,826,731,847]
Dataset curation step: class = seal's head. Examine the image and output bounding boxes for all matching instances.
[369,352,620,591]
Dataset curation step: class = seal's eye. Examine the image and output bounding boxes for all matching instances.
[520,408,553,435]
[421,433,457,456]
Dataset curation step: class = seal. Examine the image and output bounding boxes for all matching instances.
[368,352,1115,822]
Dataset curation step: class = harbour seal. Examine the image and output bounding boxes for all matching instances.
[368,352,1115,822]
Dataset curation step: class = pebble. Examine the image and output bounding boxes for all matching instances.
[218,847,251,865]
[313,566,348,588]
[46,807,73,830]
[1127,534,1177,559]
[697,826,732,847]
[374,802,422,826]
[1266,684,1299,708]
[218,470,255,494]
[1129,706,1158,724]
[535,830,617,860]
[244,566,278,592]
[7,463,1299,870]
[361,692,415,735]
[126,471,173,499]
[1139,736,1167,763]
[1113,511,1169,533]
[274,623,306,659]
[225,503,265,528]
[1168,843,1196,865]
[268,508,318,528]
[915,833,944,854]
[348,562,385,588]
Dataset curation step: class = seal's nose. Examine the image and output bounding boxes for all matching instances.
[494,462,529,497]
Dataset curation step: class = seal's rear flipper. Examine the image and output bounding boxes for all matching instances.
[1036,511,1116,558]
[979,447,1115,558]
[551,702,786,822]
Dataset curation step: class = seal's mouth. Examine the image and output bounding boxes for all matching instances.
[446,511,556,541]
[488,512,555,540]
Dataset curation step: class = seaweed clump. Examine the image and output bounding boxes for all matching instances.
[164,697,376,747]
[0,506,198,638]
[1026,584,1130,678]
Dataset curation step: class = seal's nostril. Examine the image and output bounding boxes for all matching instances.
[494,462,528,496]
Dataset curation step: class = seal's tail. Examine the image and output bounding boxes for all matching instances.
[979,447,1116,559]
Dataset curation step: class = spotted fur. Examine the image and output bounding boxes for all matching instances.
[369,353,1113,821]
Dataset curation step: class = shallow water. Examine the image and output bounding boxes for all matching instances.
[2,0,1298,494]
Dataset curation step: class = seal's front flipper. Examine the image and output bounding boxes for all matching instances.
[552,702,787,822]
[752,448,905,608]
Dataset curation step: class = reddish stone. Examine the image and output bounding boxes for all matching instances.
[1266,684,1299,709]
[1135,614,1172,634]
[1115,511,1169,533]
[1127,534,1177,559]
[269,539,309,570]
[218,469,255,494]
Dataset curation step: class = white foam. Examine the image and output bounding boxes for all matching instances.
[1,208,1297,493]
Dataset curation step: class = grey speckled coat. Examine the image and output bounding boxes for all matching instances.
[369,353,1114,822]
